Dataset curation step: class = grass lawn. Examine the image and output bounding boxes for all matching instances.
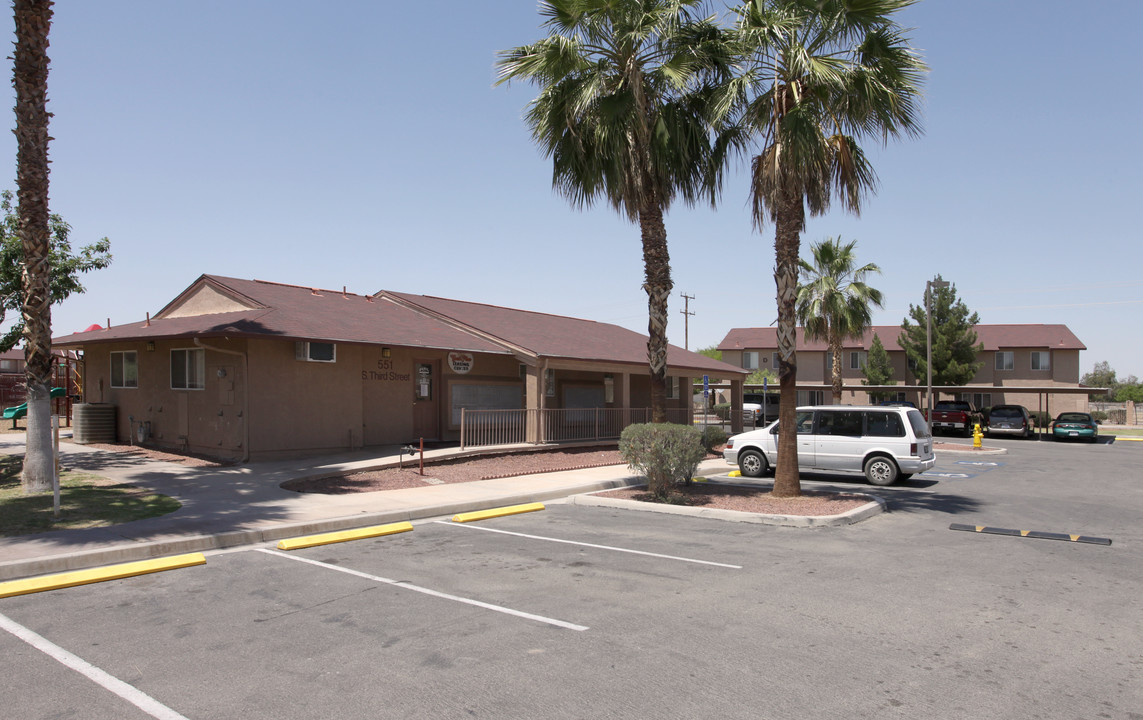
[0,455,181,537]
[1106,427,1143,437]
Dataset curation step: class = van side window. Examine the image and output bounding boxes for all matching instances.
[818,410,863,436]
[865,411,905,437]
[795,411,815,434]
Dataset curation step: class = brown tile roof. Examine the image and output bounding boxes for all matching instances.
[54,276,510,355]
[54,275,745,375]
[382,291,741,374]
[718,324,1085,352]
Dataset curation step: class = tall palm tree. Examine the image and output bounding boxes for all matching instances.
[13,0,55,493]
[497,0,732,422]
[796,236,883,405]
[719,0,925,496]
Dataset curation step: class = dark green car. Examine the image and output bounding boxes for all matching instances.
[1050,412,1099,442]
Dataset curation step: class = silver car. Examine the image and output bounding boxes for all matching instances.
[985,405,1035,438]
[723,405,936,486]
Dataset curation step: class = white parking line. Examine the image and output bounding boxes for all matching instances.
[256,548,588,632]
[0,612,190,720]
[434,521,743,569]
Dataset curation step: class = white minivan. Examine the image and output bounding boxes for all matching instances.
[723,405,935,486]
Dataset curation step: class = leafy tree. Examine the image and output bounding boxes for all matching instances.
[718,0,925,496]
[898,275,983,388]
[13,0,55,493]
[0,190,112,352]
[796,237,883,404]
[696,346,722,363]
[1081,361,1117,401]
[1115,384,1143,404]
[745,368,777,385]
[861,332,894,400]
[498,0,733,423]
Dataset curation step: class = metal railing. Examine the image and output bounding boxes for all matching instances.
[460,407,690,449]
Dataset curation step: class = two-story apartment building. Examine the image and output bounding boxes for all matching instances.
[718,324,1088,413]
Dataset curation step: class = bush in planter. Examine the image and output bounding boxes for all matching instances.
[700,426,727,452]
[619,423,706,498]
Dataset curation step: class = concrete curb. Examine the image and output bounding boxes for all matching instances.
[566,489,886,528]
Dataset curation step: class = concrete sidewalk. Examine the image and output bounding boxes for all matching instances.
[0,436,666,581]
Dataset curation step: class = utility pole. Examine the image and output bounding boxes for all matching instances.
[679,293,695,350]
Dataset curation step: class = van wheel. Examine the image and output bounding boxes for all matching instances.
[864,455,899,486]
[738,450,767,478]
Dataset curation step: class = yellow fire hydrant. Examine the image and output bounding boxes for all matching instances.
[973,422,983,449]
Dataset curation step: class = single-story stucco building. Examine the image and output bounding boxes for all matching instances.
[54,275,745,461]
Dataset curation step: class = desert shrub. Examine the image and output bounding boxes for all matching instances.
[713,403,731,420]
[1031,411,1051,427]
[700,426,728,452]
[619,423,706,498]
[1091,410,1108,423]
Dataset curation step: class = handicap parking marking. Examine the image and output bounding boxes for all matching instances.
[917,471,975,479]
[955,460,1005,468]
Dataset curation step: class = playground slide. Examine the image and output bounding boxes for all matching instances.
[3,387,66,421]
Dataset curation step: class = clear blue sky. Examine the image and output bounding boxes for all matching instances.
[4,1,1141,379]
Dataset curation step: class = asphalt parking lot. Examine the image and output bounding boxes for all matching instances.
[2,439,1140,720]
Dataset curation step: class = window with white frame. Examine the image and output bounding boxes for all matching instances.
[111,351,138,389]
[296,341,336,363]
[171,348,205,390]
[771,352,781,369]
[797,390,824,405]
[742,351,759,370]
[963,392,992,409]
[995,351,1014,371]
[849,351,868,370]
[1031,351,1050,371]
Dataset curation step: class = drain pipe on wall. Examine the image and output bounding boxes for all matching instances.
[193,338,250,463]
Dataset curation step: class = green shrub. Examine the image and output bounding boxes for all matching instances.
[619,423,706,498]
[700,426,728,452]
[713,403,731,421]
[1091,410,1108,423]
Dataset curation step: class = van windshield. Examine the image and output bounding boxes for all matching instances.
[906,409,931,438]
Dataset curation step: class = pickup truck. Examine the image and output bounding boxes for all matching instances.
[929,401,981,437]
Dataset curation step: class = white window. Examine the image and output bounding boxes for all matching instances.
[296,341,336,363]
[963,392,992,409]
[797,390,824,406]
[995,351,1014,371]
[742,352,759,370]
[771,352,781,369]
[171,348,205,390]
[0,359,16,372]
[849,351,868,370]
[667,376,680,400]
[1031,351,1050,371]
[111,351,138,389]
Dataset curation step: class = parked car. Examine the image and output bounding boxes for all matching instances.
[878,400,917,408]
[986,405,1035,438]
[723,405,935,486]
[1049,412,1099,443]
[742,393,780,425]
[929,400,982,437]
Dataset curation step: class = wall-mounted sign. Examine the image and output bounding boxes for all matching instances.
[447,352,474,374]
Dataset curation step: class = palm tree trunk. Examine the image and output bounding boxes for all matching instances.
[831,334,843,405]
[772,190,803,497]
[14,0,55,494]
[639,202,672,424]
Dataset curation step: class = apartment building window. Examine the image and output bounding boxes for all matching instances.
[849,351,868,370]
[667,376,680,400]
[797,390,824,405]
[296,341,336,363]
[1031,351,1050,371]
[995,351,1014,371]
[963,392,992,409]
[171,348,205,390]
[111,351,138,389]
[771,352,781,368]
[743,351,759,370]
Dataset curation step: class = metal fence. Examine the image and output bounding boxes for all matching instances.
[460,407,690,449]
